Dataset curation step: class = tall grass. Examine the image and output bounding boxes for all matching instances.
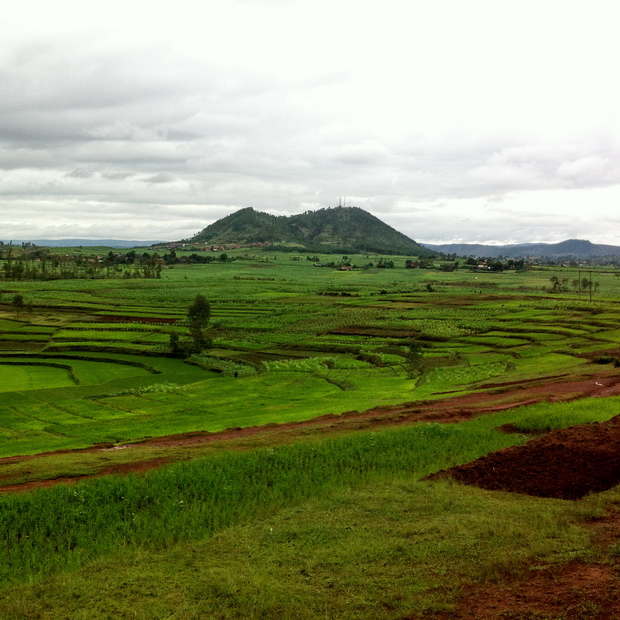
[487,396,620,432]
[0,422,522,588]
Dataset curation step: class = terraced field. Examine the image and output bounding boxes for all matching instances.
[1,256,620,462]
[3,252,620,618]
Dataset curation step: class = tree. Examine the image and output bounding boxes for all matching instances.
[12,293,24,318]
[187,294,211,351]
[168,332,184,357]
[549,276,568,293]
[403,339,425,380]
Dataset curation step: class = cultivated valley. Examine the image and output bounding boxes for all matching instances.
[2,224,620,618]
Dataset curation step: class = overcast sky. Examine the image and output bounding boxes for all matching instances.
[2,0,620,245]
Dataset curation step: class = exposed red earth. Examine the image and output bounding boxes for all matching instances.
[427,560,620,620]
[425,414,620,500]
[418,382,620,618]
[424,509,620,619]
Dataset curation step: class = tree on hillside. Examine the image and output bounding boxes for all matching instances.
[168,332,184,357]
[549,276,569,293]
[187,294,211,351]
[403,339,425,380]
[168,294,212,357]
[12,293,24,318]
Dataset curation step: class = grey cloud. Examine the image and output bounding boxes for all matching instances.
[0,146,58,170]
[402,211,607,246]
[1,43,198,114]
[101,171,136,180]
[166,129,203,141]
[556,157,620,187]
[142,172,176,184]
[65,167,93,178]
[2,36,620,244]
[334,141,392,166]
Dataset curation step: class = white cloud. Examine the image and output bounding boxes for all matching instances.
[1,0,620,243]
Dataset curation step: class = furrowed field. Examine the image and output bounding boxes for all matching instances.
[2,250,620,618]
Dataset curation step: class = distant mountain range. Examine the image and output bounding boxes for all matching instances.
[423,239,620,259]
[3,239,164,248]
[189,206,434,256]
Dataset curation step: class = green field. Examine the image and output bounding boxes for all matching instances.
[1,251,620,617]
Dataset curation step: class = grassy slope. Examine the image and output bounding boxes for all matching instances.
[3,392,620,618]
[0,479,606,620]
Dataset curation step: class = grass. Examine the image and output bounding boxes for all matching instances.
[0,364,76,391]
[0,421,532,589]
[0,475,609,619]
[2,389,619,599]
[490,396,620,432]
[0,259,618,457]
[3,254,620,615]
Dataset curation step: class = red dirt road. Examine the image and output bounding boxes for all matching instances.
[1,369,620,494]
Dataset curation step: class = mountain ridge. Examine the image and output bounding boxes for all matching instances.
[189,207,434,256]
[423,239,620,258]
[2,239,164,248]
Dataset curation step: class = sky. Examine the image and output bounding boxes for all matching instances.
[2,0,620,245]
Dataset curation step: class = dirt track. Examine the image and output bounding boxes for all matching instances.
[426,506,620,619]
[428,559,620,620]
[2,368,620,494]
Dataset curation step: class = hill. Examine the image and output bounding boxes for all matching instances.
[189,207,434,255]
[423,238,620,259]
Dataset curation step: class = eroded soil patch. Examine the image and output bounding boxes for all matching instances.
[0,457,172,494]
[426,414,620,500]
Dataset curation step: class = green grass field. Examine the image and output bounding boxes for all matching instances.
[1,251,620,616]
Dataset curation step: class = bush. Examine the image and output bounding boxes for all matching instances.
[188,355,257,377]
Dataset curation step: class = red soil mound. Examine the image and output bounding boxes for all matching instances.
[425,414,620,500]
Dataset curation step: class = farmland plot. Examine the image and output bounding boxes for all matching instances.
[2,253,620,617]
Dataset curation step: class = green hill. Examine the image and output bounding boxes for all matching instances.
[190,207,434,256]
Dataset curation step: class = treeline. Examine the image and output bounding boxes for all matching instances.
[161,251,232,265]
[549,275,600,294]
[0,249,163,281]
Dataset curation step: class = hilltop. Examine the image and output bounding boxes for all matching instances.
[189,206,434,256]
